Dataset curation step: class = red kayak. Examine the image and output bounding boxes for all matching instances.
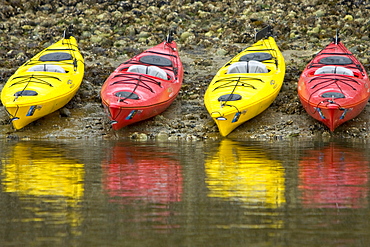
[100,33,183,130]
[298,35,370,131]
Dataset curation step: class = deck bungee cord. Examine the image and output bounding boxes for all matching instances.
[110,74,162,104]
[111,75,161,103]
[218,77,242,108]
[212,77,260,91]
[211,77,259,117]
[10,74,58,87]
[308,59,362,72]
[306,75,360,114]
[309,75,359,89]
[307,42,363,72]
[314,99,345,112]
[25,39,83,72]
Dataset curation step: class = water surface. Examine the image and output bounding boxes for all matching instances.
[0,138,369,246]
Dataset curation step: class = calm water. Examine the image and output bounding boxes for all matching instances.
[0,137,370,246]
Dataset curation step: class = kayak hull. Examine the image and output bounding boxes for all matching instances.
[204,32,285,137]
[101,39,183,130]
[298,39,370,131]
[1,36,84,130]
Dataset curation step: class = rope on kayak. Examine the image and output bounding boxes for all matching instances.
[10,75,56,103]
[313,99,345,115]
[252,37,279,65]
[4,105,19,121]
[25,34,84,73]
[62,25,84,72]
[309,62,363,73]
[222,104,240,113]
[113,73,164,103]
[112,73,161,86]
[163,42,180,79]
[212,77,260,91]
[307,75,359,114]
[308,42,364,72]
[14,83,30,102]
[10,74,57,87]
[308,78,352,105]
[117,83,141,104]
[225,37,280,70]
[218,77,242,107]
[308,75,359,90]
[110,74,162,102]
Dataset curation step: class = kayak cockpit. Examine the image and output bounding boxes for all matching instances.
[227,61,268,74]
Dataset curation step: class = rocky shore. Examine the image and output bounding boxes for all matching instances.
[1,0,370,141]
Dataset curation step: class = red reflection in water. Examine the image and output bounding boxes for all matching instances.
[103,144,183,204]
[299,144,369,208]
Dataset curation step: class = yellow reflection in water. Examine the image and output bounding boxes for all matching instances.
[2,142,84,231]
[205,139,285,208]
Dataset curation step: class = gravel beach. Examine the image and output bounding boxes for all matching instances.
[1,0,370,141]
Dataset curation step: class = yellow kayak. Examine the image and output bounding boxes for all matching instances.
[1,27,84,130]
[204,26,285,136]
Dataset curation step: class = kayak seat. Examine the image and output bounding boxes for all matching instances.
[28,64,66,73]
[127,65,167,80]
[314,66,354,76]
[227,61,268,74]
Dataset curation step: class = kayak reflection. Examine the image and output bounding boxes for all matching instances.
[205,139,285,208]
[102,143,183,203]
[298,143,369,208]
[102,142,183,231]
[1,141,84,233]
